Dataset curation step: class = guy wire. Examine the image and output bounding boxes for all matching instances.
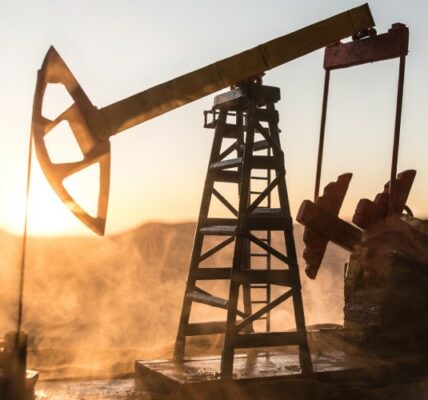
[16,131,33,340]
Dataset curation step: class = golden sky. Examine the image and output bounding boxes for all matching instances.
[0,0,427,236]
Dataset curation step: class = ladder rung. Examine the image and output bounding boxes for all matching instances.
[253,140,270,152]
[187,290,228,309]
[194,268,232,280]
[250,253,268,257]
[186,289,247,318]
[234,270,296,287]
[204,218,236,225]
[249,217,287,231]
[251,284,269,288]
[251,208,282,217]
[210,158,242,170]
[251,300,268,304]
[212,170,240,183]
[200,225,236,236]
[186,321,227,336]
[248,209,289,230]
[251,156,280,170]
[251,176,269,181]
[234,332,305,348]
[250,191,263,195]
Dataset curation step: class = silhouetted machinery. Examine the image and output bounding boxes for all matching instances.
[22,1,427,394]
[294,22,428,355]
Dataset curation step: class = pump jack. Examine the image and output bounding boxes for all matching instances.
[27,2,425,394]
[30,4,376,383]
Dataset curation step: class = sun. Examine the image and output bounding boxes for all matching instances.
[27,170,79,235]
[3,158,100,236]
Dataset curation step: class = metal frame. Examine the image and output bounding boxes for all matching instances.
[31,5,375,235]
[174,82,312,378]
[314,23,409,213]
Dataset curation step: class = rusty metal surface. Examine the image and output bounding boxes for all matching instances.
[324,23,409,70]
[32,5,374,235]
[297,170,419,277]
[302,174,352,279]
[313,23,408,224]
[300,168,417,278]
[297,200,362,252]
[298,169,427,293]
[361,215,428,272]
[353,169,416,229]
[344,216,428,352]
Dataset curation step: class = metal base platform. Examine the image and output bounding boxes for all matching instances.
[135,351,428,398]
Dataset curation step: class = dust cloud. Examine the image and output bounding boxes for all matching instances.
[0,222,348,378]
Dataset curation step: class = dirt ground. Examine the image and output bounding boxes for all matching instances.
[35,376,428,400]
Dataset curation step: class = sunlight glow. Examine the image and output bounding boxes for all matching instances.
[1,1,427,236]
[27,164,93,235]
[3,159,100,236]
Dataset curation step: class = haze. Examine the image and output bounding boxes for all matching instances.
[0,0,427,236]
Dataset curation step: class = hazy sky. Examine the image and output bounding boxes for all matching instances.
[0,0,427,235]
